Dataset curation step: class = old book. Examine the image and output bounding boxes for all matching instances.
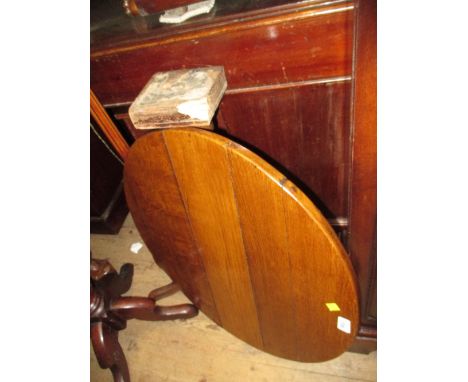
[129,66,227,130]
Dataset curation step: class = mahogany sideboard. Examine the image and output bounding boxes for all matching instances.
[91,0,376,353]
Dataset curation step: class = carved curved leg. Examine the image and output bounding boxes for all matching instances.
[148,282,180,300]
[155,303,198,320]
[91,259,134,299]
[91,321,130,382]
[110,296,198,321]
[109,263,134,297]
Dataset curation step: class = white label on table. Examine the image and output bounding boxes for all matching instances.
[337,316,351,334]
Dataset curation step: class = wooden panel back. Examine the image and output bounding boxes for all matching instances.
[218,81,351,218]
[91,6,353,105]
[124,128,359,362]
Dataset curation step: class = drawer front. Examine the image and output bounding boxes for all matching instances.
[91,5,353,105]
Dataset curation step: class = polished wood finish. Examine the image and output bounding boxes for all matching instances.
[92,1,349,50]
[124,128,359,362]
[163,130,263,349]
[122,131,221,322]
[218,80,351,218]
[91,258,198,382]
[91,259,133,382]
[111,80,352,218]
[92,0,376,352]
[348,0,377,326]
[91,4,353,105]
[91,321,130,382]
[91,90,130,161]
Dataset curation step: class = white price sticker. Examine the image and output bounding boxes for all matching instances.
[337,316,351,334]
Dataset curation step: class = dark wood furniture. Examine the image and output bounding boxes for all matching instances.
[90,122,128,234]
[91,90,130,234]
[91,258,198,382]
[91,0,376,352]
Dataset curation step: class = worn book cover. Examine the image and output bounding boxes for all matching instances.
[129,66,227,130]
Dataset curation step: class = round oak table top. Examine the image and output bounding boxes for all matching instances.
[124,128,359,362]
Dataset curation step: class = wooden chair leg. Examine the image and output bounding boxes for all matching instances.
[91,321,130,382]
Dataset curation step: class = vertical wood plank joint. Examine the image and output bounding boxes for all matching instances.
[226,145,265,350]
[161,130,222,325]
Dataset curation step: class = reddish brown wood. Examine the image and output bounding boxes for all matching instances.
[91,0,377,352]
[110,297,197,321]
[123,132,221,322]
[91,321,130,382]
[91,260,134,300]
[91,4,353,105]
[348,0,377,328]
[91,90,130,161]
[91,260,131,382]
[124,0,140,16]
[148,281,180,300]
[90,258,198,382]
[107,81,352,220]
[92,1,350,51]
[163,130,263,349]
[124,128,359,362]
[218,81,351,218]
[91,258,117,280]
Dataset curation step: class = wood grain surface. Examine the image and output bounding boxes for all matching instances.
[91,4,353,105]
[218,80,351,218]
[124,128,359,362]
[348,0,377,326]
[110,80,352,219]
[90,90,129,161]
